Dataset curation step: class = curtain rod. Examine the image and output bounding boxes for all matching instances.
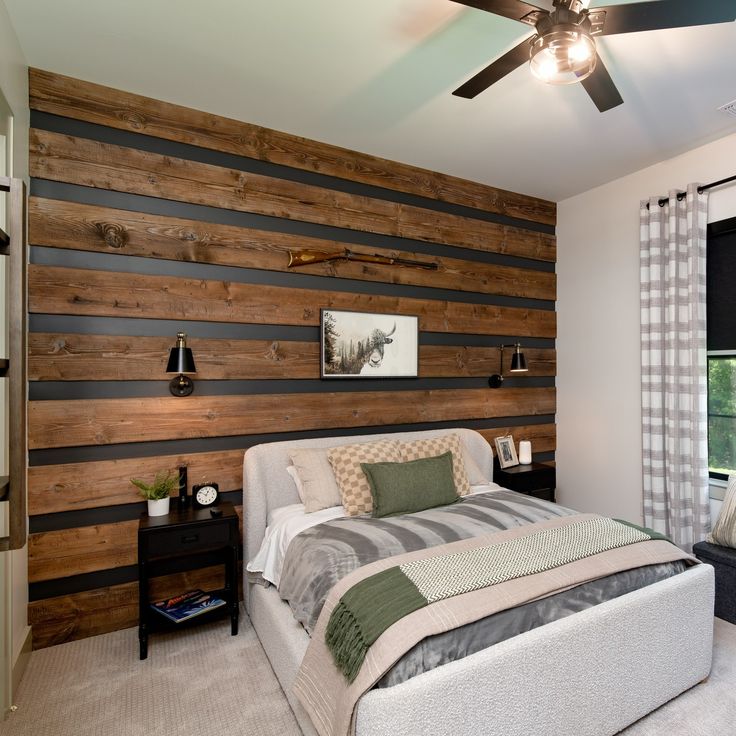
[646,174,736,209]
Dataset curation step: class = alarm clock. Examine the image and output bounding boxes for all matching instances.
[191,482,220,508]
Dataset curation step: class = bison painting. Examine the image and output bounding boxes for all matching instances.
[320,310,418,378]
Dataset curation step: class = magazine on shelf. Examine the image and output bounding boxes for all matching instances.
[151,589,226,623]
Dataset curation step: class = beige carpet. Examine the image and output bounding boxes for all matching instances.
[1,609,734,736]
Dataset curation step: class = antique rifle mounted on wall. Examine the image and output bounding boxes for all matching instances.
[288,248,438,271]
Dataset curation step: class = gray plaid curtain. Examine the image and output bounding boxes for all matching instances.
[640,184,710,550]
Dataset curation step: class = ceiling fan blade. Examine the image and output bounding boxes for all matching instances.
[453,36,532,98]
[450,0,545,24]
[595,0,736,36]
[580,53,624,112]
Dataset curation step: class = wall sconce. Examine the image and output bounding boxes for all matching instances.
[488,343,528,388]
[166,332,197,397]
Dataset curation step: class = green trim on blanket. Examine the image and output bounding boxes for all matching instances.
[325,516,661,682]
[614,518,671,543]
[325,566,425,683]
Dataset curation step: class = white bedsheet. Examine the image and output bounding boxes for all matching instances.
[246,482,504,587]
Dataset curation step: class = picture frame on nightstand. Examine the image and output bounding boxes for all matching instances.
[494,435,519,469]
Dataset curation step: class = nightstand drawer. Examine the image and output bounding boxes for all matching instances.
[143,522,231,558]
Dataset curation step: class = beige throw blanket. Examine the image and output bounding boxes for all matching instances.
[292,513,695,736]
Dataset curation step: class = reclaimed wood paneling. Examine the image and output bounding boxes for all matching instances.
[29,198,556,301]
[28,449,243,515]
[26,71,558,648]
[30,129,556,262]
[29,68,556,226]
[29,333,556,381]
[28,265,557,338]
[29,564,242,649]
[29,388,556,449]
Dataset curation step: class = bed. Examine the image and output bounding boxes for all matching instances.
[243,427,714,736]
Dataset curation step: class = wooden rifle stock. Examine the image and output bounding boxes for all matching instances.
[287,248,438,270]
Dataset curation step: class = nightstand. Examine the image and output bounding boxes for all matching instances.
[138,501,239,660]
[494,461,556,502]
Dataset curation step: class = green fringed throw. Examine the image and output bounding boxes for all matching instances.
[324,567,426,683]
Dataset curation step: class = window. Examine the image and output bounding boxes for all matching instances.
[707,217,736,479]
[708,354,736,478]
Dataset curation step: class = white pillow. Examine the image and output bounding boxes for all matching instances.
[288,447,343,513]
[286,465,305,504]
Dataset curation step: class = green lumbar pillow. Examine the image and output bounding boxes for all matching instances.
[361,451,459,518]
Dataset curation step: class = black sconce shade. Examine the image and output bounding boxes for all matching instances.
[489,343,528,388]
[167,332,196,397]
[509,344,528,373]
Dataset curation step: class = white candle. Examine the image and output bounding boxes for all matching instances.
[519,440,532,465]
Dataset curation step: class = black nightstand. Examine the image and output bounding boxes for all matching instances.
[138,502,239,660]
[494,461,556,502]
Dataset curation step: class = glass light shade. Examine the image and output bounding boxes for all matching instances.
[530,28,596,85]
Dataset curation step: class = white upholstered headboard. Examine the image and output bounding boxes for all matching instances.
[242,427,494,566]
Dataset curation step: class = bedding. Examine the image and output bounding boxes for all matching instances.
[293,514,696,736]
[398,433,472,495]
[278,489,576,633]
[361,451,458,517]
[327,439,401,516]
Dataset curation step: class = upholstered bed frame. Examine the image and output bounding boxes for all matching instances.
[243,427,715,736]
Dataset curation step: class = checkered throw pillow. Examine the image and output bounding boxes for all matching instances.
[327,440,402,516]
[400,433,470,496]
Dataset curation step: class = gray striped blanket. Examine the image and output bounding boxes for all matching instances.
[278,489,576,632]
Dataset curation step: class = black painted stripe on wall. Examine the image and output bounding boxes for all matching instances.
[29,314,557,349]
[31,179,556,275]
[31,110,555,236]
[29,415,556,467]
[30,490,244,534]
[29,548,242,602]
[29,376,555,401]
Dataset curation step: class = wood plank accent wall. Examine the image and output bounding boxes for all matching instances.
[26,68,557,648]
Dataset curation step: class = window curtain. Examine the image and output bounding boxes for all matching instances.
[640,183,710,550]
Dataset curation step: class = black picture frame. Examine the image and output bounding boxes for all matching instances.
[320,309,419,379]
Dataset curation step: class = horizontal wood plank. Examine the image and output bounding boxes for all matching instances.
[28,449,243,515]
[29,520,138,582]
[29,564,242,649]
[29,388,556,449]
[29,68,556,227]
[28,265,556,338]
[30,129,556,262]
[29,197,556,301]
[29,507,243,583]
[28,332,556,381]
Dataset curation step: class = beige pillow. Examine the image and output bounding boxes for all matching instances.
[289,447,342,513]
[707,474,736,548]
[400,433,471,495]
[327,440,402,516]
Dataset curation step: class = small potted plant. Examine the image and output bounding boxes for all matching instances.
[131,470,178,516]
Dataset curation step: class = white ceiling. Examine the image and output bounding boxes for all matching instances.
[5,0,736,202]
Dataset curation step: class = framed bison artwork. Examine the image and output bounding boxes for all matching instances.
[320,309,419,378]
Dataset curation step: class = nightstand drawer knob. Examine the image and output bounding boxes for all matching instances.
[181,533,199,543]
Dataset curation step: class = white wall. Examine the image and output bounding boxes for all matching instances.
[0,0,29,674]
[557,130,736,526]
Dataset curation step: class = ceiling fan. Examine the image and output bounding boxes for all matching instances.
[452,0,736,112]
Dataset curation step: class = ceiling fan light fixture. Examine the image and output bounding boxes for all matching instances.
[530,26,596,85]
